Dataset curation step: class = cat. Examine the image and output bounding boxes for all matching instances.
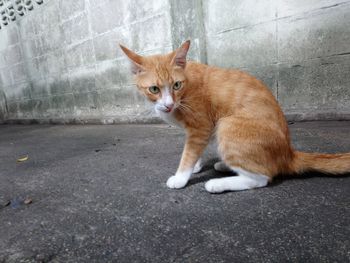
[119,40,350,193]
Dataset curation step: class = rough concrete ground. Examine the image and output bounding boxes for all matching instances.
[0,121,349,262]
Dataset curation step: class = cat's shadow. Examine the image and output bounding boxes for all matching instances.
[187,158,350,188]
[187,158,232,187]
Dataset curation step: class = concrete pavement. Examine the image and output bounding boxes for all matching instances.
[0,121,349,262]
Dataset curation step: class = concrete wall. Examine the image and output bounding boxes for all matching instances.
[0,0,174,124]
[204,0,350,121]
[0,0,349,124]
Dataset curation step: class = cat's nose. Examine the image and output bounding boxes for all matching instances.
[164,104,174,112]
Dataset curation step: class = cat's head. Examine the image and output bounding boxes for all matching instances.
[119,40,190,114]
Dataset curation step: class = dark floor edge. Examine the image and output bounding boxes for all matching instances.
[286,111,350,122]
[1,112,350,125]
[0,117,163,125]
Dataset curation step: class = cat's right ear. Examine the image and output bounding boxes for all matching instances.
[119,44,146,75]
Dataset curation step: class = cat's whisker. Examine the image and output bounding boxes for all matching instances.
[178,102,195,117]
[180,102,195,112]
[177,105,192,117]
[179,101,200,118]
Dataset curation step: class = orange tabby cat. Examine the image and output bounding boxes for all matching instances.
[120,40,350,193]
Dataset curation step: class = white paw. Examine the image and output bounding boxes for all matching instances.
[214,161,231,172]
[192,161,203,174]
[205,179,225,193]
[166,175,188,189]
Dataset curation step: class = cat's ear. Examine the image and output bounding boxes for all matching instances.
[119,44,146,75]
[172,40,191,69]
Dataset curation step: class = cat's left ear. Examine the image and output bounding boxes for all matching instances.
[172,40,190,69]
[119,44,146,75]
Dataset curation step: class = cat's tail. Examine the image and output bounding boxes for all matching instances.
[292,151,350,175]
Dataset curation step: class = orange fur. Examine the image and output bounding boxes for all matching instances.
[120,41,350,186]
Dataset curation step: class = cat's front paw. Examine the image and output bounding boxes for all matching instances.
[166,175,188,189]
[192,160,203,174]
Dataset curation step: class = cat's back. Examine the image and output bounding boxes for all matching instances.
[186,62,267,93]
[186,61,285,126]
[186,61,275,104]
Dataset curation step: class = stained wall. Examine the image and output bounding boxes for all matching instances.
[0,0,349,123]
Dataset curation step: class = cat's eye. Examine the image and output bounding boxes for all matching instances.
[149,86,160,94]
[173,81,182,90]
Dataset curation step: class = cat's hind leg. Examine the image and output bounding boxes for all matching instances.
[214,161,231,172]
[208,116,292,193]
[205,167,269,193]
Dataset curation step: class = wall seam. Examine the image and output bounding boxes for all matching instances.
[276,2,279,101]
[167,0,177,51]
[198,0,207,64]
